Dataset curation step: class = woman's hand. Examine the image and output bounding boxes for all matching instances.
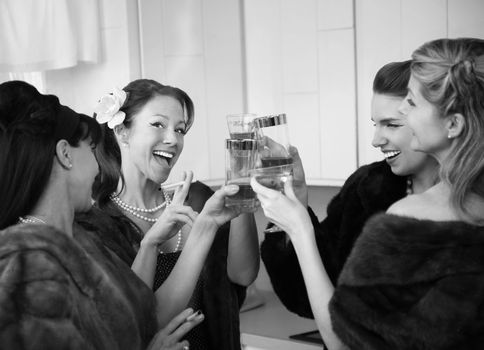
[198,185,242,228]
[250,176,312,239]
[143,171,198,246]
[147,308,204,350]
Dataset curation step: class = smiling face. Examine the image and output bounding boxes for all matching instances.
[371,93,430,176]
[398,75,451,161]
[122,95,186,184]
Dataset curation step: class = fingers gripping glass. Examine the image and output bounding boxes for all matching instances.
[250,164,293,233]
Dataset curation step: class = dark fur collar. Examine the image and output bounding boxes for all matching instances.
[331,214,484,350]
[340,213,484,287]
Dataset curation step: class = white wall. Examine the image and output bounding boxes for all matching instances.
[44,0,140,115]
[356,0,484,165]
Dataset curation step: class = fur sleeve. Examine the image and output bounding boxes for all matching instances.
[330,214,484,350]
[0,249,110,350]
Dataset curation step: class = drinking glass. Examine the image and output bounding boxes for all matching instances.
[226,113,257,140]
[250,164,293,233]
[253,113,293,232]
[254,114,292,167]
[225,138,258,212]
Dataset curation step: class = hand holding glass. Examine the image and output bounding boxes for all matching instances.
[250,164,293,232]
[253,114,293,232]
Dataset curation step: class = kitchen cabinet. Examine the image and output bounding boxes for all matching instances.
[137,0,484,185]
[355,0,484,166]
[138,0,245,184]
[244,0,356,187]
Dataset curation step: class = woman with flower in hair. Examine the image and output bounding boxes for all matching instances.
[77,79,259,350]
[254,38,484,349]
[0,80,208,350]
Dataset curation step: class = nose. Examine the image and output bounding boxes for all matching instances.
[163,128,178,145]
[371,127,387,148]
[398,99,409,116]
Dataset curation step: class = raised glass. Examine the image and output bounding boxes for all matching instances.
[254,114,292,167]
[226,113,257,140]
[225,138,258,212]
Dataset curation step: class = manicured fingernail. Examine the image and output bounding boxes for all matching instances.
[226,185,238,191]
[186,309,202,321]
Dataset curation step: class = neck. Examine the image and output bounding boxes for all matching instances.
[411,159,440,195]
[28,179,75,236]
[117,169,166,209]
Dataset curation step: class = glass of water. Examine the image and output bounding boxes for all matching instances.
[226,113,258,140]
[250,163,293,233]
[225,138,258,212]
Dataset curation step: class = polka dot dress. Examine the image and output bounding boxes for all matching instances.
[153,251,210,350]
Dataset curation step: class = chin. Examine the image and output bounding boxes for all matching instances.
[152,171,171,185]
[390,166,404,177]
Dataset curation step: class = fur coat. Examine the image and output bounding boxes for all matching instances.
[0,223,157,350]
[330,213,484,350]
[261,160,406,318]
[76,181,246,350]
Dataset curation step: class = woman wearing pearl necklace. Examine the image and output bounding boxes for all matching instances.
[77,79,259,350]
[0,80,221,349]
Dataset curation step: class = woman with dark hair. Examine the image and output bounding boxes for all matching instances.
[255,38,484,349]
[329,37,484,350]
[0,80,222,350]
[77,79,259,350]
[259,60,438,319]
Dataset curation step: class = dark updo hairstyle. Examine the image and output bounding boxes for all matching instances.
[373,60,412,97]
[0,80,101,229]
[93,79,194,207]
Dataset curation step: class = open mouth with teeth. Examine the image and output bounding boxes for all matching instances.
[383,150,401,160]
[153,150,175,166]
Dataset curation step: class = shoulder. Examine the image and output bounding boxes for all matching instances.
[386,194,424,216]
[0,226,76,314]
[340,213,484,284]
[75,206,139,265]
[387,185,458,221]
[344,160,405,191]
[335,160,406,210]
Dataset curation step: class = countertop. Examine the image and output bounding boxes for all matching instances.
[240,290,325,350]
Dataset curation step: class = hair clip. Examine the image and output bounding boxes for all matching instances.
[94,87,127,129]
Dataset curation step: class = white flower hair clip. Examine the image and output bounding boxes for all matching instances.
[94,87,127,129]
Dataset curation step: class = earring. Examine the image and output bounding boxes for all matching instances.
[122,141,129,147]
[68,163,73,168]
[448,133,453,139]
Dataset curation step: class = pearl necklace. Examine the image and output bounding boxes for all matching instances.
[18,215,47,224]
[110,190,171,222]
[406,177,413,195]
[158,229,183,254]
[111,190,182,254]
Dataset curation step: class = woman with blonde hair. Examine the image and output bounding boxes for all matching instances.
[253,38,484,349]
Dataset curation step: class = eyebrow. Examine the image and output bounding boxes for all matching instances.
[406,87,415,96]
[152,114,186,126]
[373,117,403,124]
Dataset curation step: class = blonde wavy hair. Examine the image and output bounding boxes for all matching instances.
[411,38,484,224]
